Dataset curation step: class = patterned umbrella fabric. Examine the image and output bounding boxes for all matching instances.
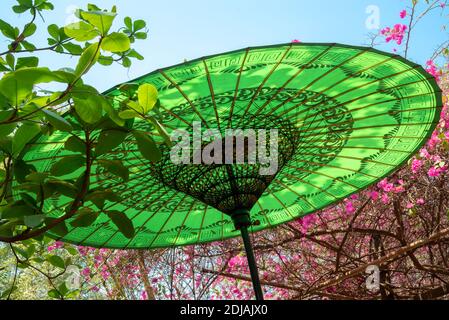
[22,43,441,250]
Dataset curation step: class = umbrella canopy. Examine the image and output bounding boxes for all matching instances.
[22,43,441,250]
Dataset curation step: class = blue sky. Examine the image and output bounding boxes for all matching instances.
[1,0,447,91]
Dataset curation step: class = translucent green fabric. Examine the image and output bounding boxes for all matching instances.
[22,43,441,248]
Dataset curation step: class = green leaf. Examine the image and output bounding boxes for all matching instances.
[118,109,139,119]
[0,67,69,105]
[64,136,85,154]
[124,17,132,30]
[80,10,117,35]
[101,32,131,53]
[64,21,99,41]
[0,123,16,137]
[70,207,99,228]
[26,172,48,183]
[21,41,36,51]
[42,109,73,132]
[16,0,33,7]
[12,122,41,157]
[47,289,62,299]
[137,84,158,113]
[132,130,161,162]
[98,159,129,181]
[0,221,18,237]
[50,155,85,177]
[23,23,37,37]
[62,42,83,55]
[6,54,14,69]
[13,5,29,14]
[106,210,134,239]
[24,214,45,228]
[16,57,39,69]
[47,255,65,269]
[85,190,121,209]
[73,95,103,124]
[96,129,128,155]
[0,204,36,219]
[134,32,147,40]
[149,116,172,146]
[74,43,101,78]
[127,100,144,114]
[13,159,36,183]
[133,20,146,31]
[46,218,68,237]
[98,55,113,66]
[0,19,17,39]
[48,24,59,39]
[122,56,132,68]
[12,245,30,260]
[127,49,144,60]
[45,180,78,199]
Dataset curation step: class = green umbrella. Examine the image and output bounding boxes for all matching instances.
[21,43,441,300]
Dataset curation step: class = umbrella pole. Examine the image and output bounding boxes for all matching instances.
[232,210,264,300]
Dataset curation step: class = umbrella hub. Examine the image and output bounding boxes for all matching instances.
[148,113,299,214]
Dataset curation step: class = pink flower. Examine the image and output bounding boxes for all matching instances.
[370,191,379,200]
[345,201,356,214]
[140,291,148,300]
[420,148,430,159]
[416,198,425,205]
[400,10,407,19]
[378,179,394,192]
[81,267,91,277]
[425,60,440,82]
[47,241,64,252]
[411,159,423,174]
[381,24,407,45]
[381,193,390,204]
[428,165,447,177]
[291,39,301,43]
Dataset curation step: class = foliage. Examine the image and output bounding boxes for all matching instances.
[0,0,164,299]
[1,0,449,301]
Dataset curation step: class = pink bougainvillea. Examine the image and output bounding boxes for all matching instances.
[381,24,407,45]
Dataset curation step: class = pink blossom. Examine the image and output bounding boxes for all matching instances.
[291,39,301,43]
[426,60,440,82]
[47,241,64,252]
[345,201,356,214]
[370,191,379,200]
[411,159,423,174]
[81,267,91,277]
[416,198,425,205]
[378,179,394,192]
[428,165,447,177]
[400,10,407,19]
[381,24,407,45]
[420,148,430,159]
[381,193,390,204]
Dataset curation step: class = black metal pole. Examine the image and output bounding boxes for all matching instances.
[240,224,264,300]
